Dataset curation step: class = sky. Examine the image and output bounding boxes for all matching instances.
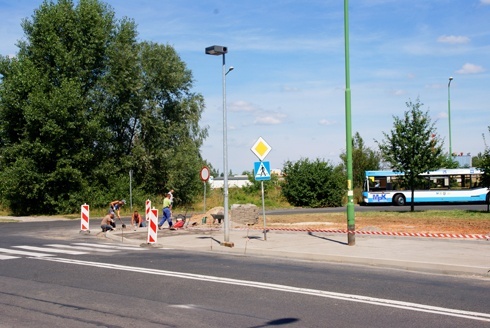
[0,1,489,175]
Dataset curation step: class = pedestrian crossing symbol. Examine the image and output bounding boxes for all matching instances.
[254,161,271,181]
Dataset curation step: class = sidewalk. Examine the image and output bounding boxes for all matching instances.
[3,215,488,278]
[103,226,490,278]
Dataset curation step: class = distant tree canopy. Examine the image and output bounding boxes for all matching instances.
[339,132,381,189]
[281,158,345,208]
[0,0,207,215]
[477,127,490,208]
[376,98,445,211]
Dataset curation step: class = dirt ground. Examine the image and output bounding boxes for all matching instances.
[188,210,490,235]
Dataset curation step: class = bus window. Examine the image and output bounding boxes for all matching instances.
[429,176,449,189]
[368,177,386,191]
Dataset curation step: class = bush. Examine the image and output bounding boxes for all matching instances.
[281,158,346,208]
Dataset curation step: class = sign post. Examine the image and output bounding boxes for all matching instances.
[251,137,272,241]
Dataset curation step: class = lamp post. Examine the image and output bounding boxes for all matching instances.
[205,45,233,245]
[344,0,355,246]
[448,77,453,158]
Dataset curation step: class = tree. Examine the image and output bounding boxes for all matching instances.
[128,41,207,205]
[476,127,490,212]
[0,0,207,214]
[339,132,381,189]
[376,98,444,211]
[472,152,486,169]
[280,158,345,208]
[440,156,459,169]
[242,170,279,195]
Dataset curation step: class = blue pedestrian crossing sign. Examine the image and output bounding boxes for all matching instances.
[254,161,271,181]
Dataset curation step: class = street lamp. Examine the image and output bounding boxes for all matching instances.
[205,45,233,245]
[448,77,453,158]
[344,0,355,246]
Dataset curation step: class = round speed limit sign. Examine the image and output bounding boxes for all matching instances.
[200,166,210,182]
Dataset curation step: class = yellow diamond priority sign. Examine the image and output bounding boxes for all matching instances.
[251,137,271,161]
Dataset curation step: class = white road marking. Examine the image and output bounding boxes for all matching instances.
[37,257,490,323]
[0,242,144,260]
[13,246,87,255]
[44,244,118,252]
[0,254,19,260]
[0,248,54,257]
[72,243,145,251]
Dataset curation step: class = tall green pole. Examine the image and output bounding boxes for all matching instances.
[448,77,453,158]
[344,0,355,246]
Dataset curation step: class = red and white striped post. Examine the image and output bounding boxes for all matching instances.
[145,199,151,222]
[147,207,158,244]
[80,204,90,232]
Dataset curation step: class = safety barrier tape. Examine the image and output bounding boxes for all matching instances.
[187,226,490,240]
[260,227,490,239]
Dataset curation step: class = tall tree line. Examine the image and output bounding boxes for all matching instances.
[0,0,207,215]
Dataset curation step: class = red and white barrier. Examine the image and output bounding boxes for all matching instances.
[146,199,151,221]
[147,207,158,244]
[240,226,490,240]
[80,204,90,232]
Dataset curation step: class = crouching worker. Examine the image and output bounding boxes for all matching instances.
[131,211,146,229]
[101,213,115,232]
[109,199,126,228]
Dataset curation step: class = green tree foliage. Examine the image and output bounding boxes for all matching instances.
[476,127,490,211]
[280,158,345,208]
[376,98,444,211]
[472,153,485,169]
[0,0,207,214]
[242,170,279,195]
[440,156,459,169]
[339,132,381,188]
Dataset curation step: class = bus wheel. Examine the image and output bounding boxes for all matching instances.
[393,194,405,206]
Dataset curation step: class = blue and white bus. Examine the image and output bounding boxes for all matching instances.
[362,168,489,206]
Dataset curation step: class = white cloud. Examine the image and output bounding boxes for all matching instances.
[281,85,301,92]
[254,112,287,125]
[318,119,336,126]
[425,84,443,89]
[456,63,485,74]
[437,35,470,44]
[436,112,448,119]
[388,89,407,96]
[229,100,258,112]
[481,0,490,5]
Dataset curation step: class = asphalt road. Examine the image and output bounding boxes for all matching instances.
[0,221,489,327]
[266,203,490,215]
